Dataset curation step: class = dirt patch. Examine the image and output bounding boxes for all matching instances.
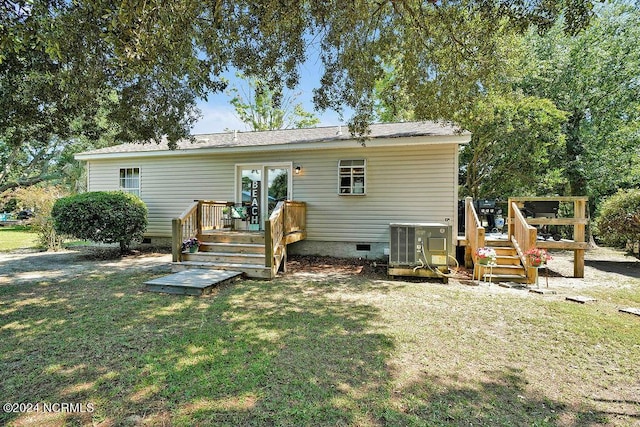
[285,246,640,291]
[2,244,639,291]
[0,246,172,285]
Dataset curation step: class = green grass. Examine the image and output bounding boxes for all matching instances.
[1,262,639,426]
[0,225,39,251]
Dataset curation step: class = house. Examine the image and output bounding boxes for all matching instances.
[76,121,470,277]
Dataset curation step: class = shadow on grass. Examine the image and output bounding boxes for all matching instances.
[0,269,615,426]
[381,368,613,426]
[585,259,640,279]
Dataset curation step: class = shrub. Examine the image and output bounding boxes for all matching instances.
[594,189,640,249]
[52,191,147,253]
[13,185,68,251]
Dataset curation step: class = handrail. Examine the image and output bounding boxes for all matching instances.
[171,200,233,262]
[172,201,199,262]
[465,197,485,266]
[509,201,537,281]
[265,200,307,274]
[265,201,286,272]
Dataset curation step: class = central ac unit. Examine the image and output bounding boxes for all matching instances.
[388,223,452,282]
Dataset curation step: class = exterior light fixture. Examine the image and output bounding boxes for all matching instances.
[295,165,302,174]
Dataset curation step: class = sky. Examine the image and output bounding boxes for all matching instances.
[191,56,347,135]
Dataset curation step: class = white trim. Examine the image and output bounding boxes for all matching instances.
[75,134,471,161]
[119,167,141,196]
[338,159,367,196]
[235,162,293,229]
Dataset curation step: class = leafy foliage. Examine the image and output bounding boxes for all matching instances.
[0,0,596,145]
[13,185,68,250]
[226,74,319,131]
[459,95,567,198]
[519,2,640,198]
[52,191,147,253]
[594,189,640,248]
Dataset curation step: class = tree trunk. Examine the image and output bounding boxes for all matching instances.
[565,110,588,196]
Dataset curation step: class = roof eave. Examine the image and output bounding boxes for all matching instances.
[74,133,471,161]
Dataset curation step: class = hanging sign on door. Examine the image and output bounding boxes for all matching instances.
[249,179,261,230]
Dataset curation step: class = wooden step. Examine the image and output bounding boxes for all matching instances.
[200,242,265,254]
[490,246,518,256]
[199,231,265,244]
[173,261,273,279]
[482,264,525,276]
[183,251,265,265]
[496,255,521,265]
[484,273,528,283]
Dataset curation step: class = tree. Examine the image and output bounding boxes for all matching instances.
[1,0,597,148]
[227,74,319,131]
[518,2,640,200]
[13,185,68,250]
[459,95,567,198]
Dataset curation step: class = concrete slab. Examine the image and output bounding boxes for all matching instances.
[529,288,557,295]
[566,295,597,304]
[619,307,640,317]
[145,269,242,295]
[498,282,528,290]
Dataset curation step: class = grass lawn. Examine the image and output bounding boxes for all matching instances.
[0,226,39,251]
[1,256,639,426]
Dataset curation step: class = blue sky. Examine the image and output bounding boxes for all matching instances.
[191,57,346,135]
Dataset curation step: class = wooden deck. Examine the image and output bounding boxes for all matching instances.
[171,200,306,279]
[462,196,589,283]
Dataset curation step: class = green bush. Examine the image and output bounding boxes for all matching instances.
[14,185,68,251]
[52,191,148,253]
[594,189,640,248]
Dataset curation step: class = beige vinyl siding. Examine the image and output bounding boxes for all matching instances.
[85,143,458,241]
[293,145,457,242]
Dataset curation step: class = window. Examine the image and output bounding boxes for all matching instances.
[338,159,366,195]
[119,168,140,196]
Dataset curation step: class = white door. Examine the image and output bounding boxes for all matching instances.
[237,163,292,230]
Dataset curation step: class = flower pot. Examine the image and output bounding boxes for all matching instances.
[189,245,199,253]
[478,257,491,265]
[530,260,543,267]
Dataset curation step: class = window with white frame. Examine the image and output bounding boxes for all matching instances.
[119,168,140,196]
[338,159,366,195]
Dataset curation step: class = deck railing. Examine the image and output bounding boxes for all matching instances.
[265,201,307,274]
[508,201,538,281]
[465,196,485,267]
[509,196,588,278]
[173,199,307,271]
[172,200,233,262]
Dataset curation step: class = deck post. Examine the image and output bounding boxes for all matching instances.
[171,218,182,262]
[573,198,586,278]
[265,219,273,269]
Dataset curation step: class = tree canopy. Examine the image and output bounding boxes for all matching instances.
[519,2,640,199]
[1,0,598,143]
[0,0,606,195]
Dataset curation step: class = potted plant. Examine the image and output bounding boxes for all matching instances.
[476,247,497,265]
[182,237,200,253]
[525,248,552,267]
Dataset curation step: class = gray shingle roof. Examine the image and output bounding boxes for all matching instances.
[79,121,468,156]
